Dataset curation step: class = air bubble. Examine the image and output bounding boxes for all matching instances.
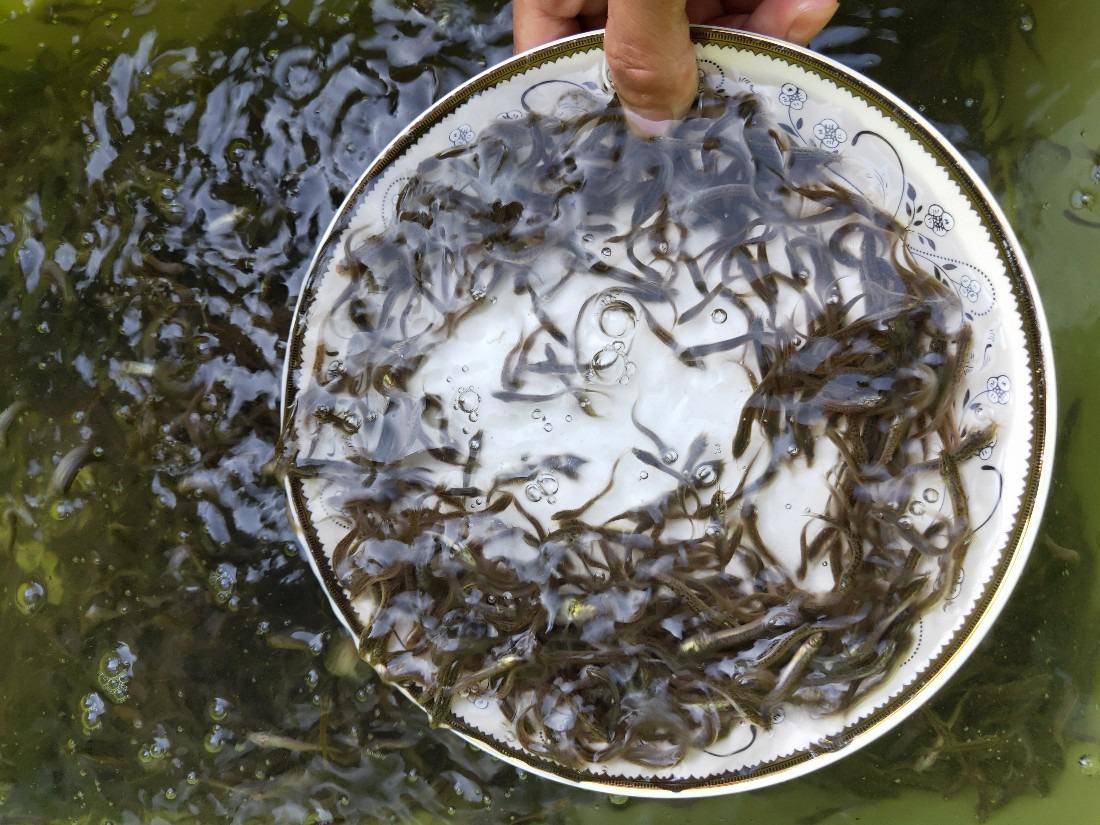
[910,500,926,516]
[96,643,136,704]
[582,233,595,243]
[208,562,237,606]
[693,465,718,487]
[600,247,612,257]
[662,450,678,465]
[543,422,553,432]
[207,697,230,722]
[80,692,106,732]
[710,308,728,324]
[599,300,636,338]
[524,483,543,503]
[565,415,573,422]
[639,471,649,480]
[204,726,227,754]
[786,445,800,458]
[470,437,481,450]
[923,488,940,503]
[592,347,618,371]
[1070,190,1094,210]
[1019,11,1035,32]
[531,408,542,419]
[461,365,470,373]
[612,340,625,352]
[15,580,46,615]
[456,387,481,413]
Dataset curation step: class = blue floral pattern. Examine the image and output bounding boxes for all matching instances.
[813,118,848,151]
[779,82,807,110]
[926,203,955,236]
[449,124,475,146]
[959,273,981,303]
[986,374,1011,405]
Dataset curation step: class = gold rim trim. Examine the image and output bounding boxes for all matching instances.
[282,28,1050,792]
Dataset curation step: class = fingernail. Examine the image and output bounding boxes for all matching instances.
[786,0,838,45]
[623,107,676,139]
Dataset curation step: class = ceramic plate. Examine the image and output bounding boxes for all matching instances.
[280,28,1055,796]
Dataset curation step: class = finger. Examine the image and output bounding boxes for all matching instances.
[513,0,606,53]
[605,0,698,126]
[738,0,839,44]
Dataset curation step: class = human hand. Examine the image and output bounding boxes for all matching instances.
[513,1,839,131]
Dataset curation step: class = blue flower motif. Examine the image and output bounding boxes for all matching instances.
[813,118,847,151]
[779,83,808,110]
[959,274,981,303]
[448,124,475,146]
[986,374,1010,405]
[927,204,955,236]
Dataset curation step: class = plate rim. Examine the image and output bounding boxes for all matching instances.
[279,25,1057,797]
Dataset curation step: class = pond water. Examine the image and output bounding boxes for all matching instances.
[0,1,1096,823]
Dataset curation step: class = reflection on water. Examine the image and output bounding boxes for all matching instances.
[0,1,1095,823]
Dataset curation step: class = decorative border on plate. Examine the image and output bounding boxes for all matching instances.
[280,27,1054,794]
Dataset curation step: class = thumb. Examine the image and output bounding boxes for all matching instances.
[605,0,697,131]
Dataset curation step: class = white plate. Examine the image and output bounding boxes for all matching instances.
[280,28,1055,797]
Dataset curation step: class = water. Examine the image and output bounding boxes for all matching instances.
[0,0,1096,822]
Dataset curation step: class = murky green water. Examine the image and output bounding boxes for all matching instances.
[0,1,1096,822]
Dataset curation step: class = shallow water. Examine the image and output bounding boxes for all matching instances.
[0,1,1096,823]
